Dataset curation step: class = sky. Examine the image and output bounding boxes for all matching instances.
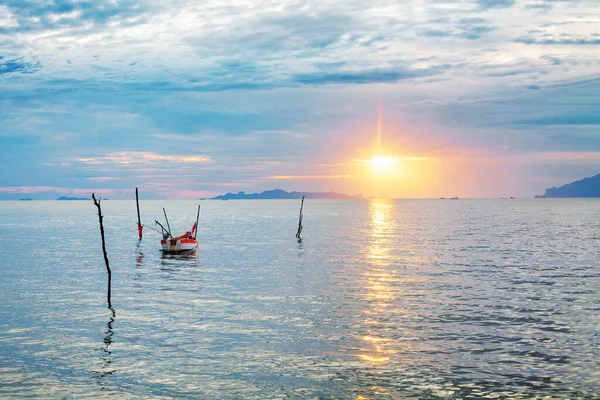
[1,0,599,199]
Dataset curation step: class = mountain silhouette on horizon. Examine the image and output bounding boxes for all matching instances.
[211,189,364,200]
[535,173,600,198]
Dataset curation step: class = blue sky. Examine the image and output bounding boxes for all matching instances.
[1,0,599,199]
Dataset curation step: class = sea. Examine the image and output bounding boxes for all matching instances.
[0,199,598,399]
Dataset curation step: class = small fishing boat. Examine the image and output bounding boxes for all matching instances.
[161,231,198,254]
[134,188,201,255]
[153,205,201,255]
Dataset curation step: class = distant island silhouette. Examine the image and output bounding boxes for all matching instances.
[535,173,600,198]
[18,198,33,201]
[211,189,364,200]
[57,196,92,200]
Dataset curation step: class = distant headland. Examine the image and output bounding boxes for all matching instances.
[57,196,92,200]
[535,173,600,198]
[210,189,364,200]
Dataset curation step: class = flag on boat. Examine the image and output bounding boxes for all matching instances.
[191,222,197,237]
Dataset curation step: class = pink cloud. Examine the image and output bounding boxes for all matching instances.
[520,151,600,163]
[74,152,211,166]
[71,188,114,196]
[0,186,60,194]
[170,189,216,199]
[267,174,352,180]
[84,177,118,182]
[0,186,116,197]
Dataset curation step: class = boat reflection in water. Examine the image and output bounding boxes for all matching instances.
[160,249,199,260]
[160,250,200,274]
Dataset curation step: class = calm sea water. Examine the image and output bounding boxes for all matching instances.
[0,199,598,399]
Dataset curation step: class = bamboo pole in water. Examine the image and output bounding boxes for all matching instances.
[296,196,305,239]
[92,193,112,307]
[194,205,200,239]
[135,187,142,239]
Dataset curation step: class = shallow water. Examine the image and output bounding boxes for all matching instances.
[0,199,599,399]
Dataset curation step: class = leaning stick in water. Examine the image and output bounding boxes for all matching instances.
[92,193,112,307]
[296,195,305,238]
[162,207,172,237]
[155,220,172,238]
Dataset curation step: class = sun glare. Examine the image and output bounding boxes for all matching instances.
[369,155,399,170]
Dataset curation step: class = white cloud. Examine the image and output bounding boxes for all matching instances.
[0,5,19,28]
[0,0,596,91]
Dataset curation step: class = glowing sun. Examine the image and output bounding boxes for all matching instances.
[369,155,399,168]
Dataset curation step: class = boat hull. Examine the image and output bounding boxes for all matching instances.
[160,238,198,254]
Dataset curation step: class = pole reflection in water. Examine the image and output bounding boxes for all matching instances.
[93,306,116,387]
[136,247,144,269]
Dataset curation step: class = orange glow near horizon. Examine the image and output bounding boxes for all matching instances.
[268,174,352,180]
[377,98,383,151]
[347,150,438,198]
[341,102,442,198]
[321,104,522,198]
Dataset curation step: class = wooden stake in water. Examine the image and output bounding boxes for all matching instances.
[194,204,201,239]
[135,187,142,239]
[296,196,305,239]
[92,193,112,307]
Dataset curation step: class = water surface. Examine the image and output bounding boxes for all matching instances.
[0,199,599,399]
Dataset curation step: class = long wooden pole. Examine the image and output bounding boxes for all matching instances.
[135,187,142,239]
[194,204,200,239]
[296,196,305,238]
[163,208,172,237]
[92,193,111,307]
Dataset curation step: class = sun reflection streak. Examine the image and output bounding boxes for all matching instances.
[354,198,440,399]
[357,199,396,365]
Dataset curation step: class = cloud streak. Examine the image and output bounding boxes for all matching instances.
[73,152,211,165]
[267,175,352,180]
[294,66,446,85]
